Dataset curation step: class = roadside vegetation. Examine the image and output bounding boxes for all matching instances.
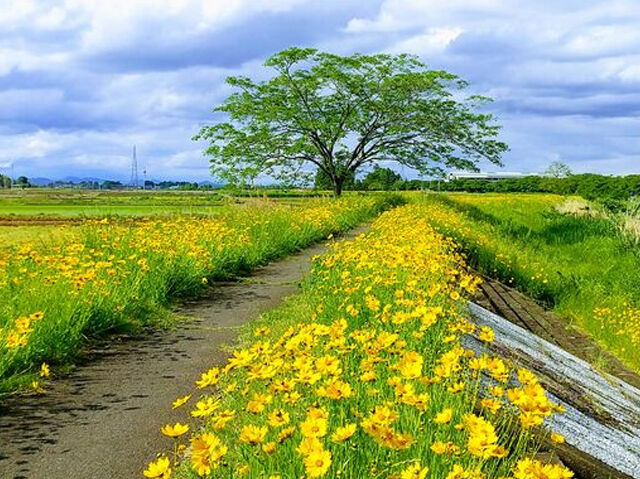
[418,193,640,371]
[145,204,570,479]
[0,194,401,393]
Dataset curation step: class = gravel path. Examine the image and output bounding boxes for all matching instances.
[0,231,361,479]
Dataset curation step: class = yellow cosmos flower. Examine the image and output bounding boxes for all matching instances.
[191,433,227,476]
[171,394,191,409]
[191,397,218,418]
[301,416,328,438]
[143,456,171,478]
[434,408,453,424]
[262,441,276,454]
[331,423,357,442]
[267,409,290,427]
[161,422,189,438]
[478,326,495,342]
[239,425,267,444]
[40,362,51,378]
[278,425,296,442]
[400,463,429,479]
[303,448,332,477]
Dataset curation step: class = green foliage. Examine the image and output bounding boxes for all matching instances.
[15,176,30,187]
[314,168,355,191]
[0,174,11,188]
[361,166,403,190]
[419,193,640,371]
[195,47,508,196]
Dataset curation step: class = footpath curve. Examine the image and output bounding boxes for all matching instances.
[0,227,366,479]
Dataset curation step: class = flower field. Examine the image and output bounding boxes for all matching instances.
[146,204,572,479]
[0,194,400,393]
[415,193,640,372]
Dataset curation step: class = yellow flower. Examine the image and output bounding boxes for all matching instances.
[303,448,332,477]
[478,326,495,342]
[191,397,218,418]
[434,408,453,424]
[254,326,270,336]
[400,463,429,479]
[191,433,227,476]
[143,456,171,478]
[267,409,290,427]
[239,425,268,444]
[331,423,357,442]
[301,416,328,438]
[161,422,189,438]
[262,441,276,454]
[297,437,324,456]
[278,425,296,442]
[31,380,44,394]
[550,432,565,444]
[513,458,574,479]
[40,362,51,378]
[195,367,220,389]
[172,394,191,409]
[211,410,235,430]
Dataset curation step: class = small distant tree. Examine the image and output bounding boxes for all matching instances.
[195,48,508,196]
[101,180,123,190]
[16,176,30,188]
[544,161,572,178]
[0,174,10,188]
[361,166,403,190]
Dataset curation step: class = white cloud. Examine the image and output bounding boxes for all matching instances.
[387,27,463,55]
[1,0,640,179]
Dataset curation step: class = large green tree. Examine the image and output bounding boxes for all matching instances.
[195,47,508,196]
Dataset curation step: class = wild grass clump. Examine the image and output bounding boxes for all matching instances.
[0,194,402,393]
[145,204,570,479]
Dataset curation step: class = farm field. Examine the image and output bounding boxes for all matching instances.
[146,204,570,479]
[418,192,640,371]
[0,192,401,393]
[0,188,331,217]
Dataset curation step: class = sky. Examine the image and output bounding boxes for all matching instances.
[1,0,639,182]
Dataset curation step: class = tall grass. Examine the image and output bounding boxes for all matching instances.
[0,195,402,393]
[415,193,640,371]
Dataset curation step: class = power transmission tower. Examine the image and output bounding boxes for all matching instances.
[130,145,139,188]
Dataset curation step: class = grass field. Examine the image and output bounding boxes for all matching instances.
[0,193,401,393]
[0,188,331,216]
[418,192,640,371]
[146,204,570,479]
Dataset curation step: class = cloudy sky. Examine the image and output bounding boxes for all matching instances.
[1,0,639,182]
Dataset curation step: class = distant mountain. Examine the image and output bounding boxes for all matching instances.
[28,177,53,186]
[61,176,108,184]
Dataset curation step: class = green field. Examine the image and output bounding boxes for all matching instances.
[418,192,640,371]
[0,188,332,216]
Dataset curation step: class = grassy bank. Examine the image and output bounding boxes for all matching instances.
[145,204,570,479]
[417,193,640,371]
[0,194,402,393]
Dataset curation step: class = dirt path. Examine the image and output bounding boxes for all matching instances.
[0,229,363,479]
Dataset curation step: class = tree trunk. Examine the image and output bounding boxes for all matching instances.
[333,177,344,197]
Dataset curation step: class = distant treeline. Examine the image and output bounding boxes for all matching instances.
[420,174,640,206]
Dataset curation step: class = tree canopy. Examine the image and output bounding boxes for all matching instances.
[361,166,404,191]
[195,47,508,195]
[544,161,572,178]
